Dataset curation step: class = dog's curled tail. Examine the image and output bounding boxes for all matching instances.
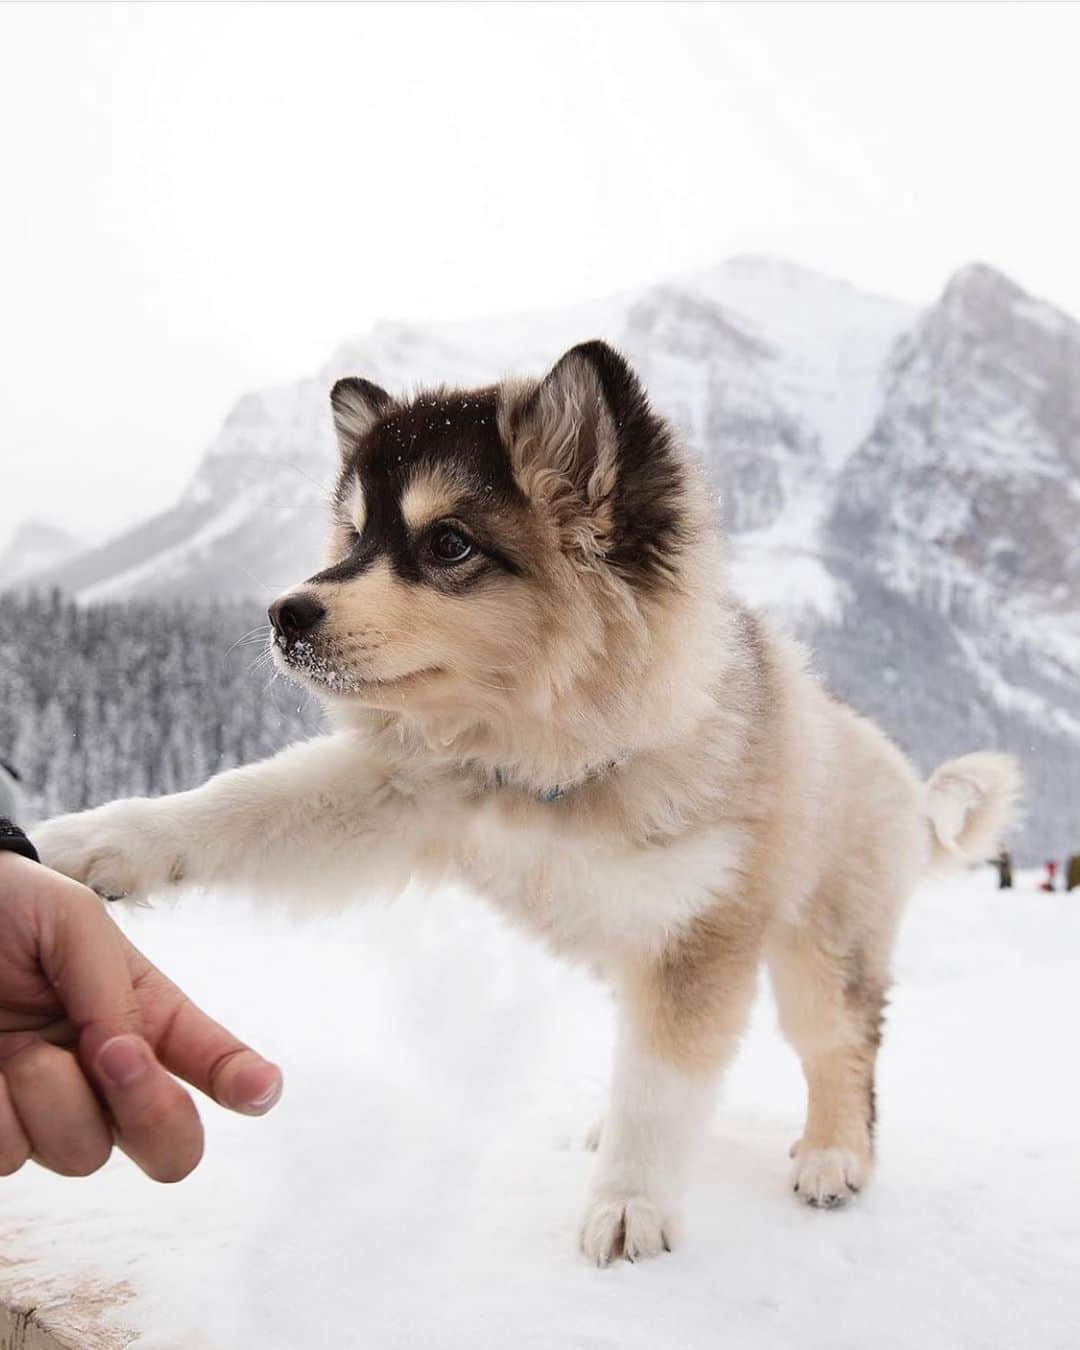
[925,752,1022,868]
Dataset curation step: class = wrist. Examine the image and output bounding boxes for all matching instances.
[0,849,45,896]
[0,818,39,864]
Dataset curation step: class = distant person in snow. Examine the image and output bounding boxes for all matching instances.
[1067,854,1080,893]
[1038,860,1058,892]
[0,815,283,1182]
[995,848,1013,889]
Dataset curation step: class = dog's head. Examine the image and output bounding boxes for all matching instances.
[270,341,709,736]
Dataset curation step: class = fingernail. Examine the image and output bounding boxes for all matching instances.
[246,1081,283,1114]
[98,1035,149,1088]
[234,1067,283,1116]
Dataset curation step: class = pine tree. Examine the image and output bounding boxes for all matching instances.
[0,590,322,817]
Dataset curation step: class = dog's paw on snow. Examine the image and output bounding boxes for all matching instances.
[579,1194,678,1265]
[790,1144,868,1208]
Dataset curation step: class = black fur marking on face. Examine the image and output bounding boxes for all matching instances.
[316,387,527,588]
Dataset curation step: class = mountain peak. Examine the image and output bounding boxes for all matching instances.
[0,519,84,586]
[722,253,845,286]
[4,518,81,550]
[938,262,1076,337]
[714,254,908,308]
[942,260,1024,304]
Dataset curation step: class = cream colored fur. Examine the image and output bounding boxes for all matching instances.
[35,360,1018,1265]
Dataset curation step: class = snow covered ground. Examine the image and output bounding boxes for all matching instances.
[2,869,1078,1349]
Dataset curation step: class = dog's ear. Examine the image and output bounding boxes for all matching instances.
[330,377,392,456]
[509,342,627,540]
[509,341,687,583]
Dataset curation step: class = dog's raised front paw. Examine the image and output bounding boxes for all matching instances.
[34,805,178,902]
[579,1192,680,1265]
[790,1144,869,1209]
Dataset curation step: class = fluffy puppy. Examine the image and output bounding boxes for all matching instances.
[36,342,1018,1263]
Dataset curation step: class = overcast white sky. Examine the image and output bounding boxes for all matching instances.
[2,1,1078,548]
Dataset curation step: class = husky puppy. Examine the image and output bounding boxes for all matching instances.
[36,342,1018,1263]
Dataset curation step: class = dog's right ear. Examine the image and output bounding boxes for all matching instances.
[504,342,688,584]
[330,377,392,456]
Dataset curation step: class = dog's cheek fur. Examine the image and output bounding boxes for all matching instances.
[312,561,548,697]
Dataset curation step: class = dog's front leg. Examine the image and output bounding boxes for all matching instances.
[34,733,438,905]
[580,900,764,1264]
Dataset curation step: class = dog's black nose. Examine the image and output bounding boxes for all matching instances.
[269,593,326,648]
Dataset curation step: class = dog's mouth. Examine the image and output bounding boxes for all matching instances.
[272,638,441,699]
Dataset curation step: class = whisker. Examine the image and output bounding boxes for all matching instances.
[247,650,276,678]
[225,625,272,658]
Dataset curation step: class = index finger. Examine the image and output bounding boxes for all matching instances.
[130,961,282,1117]
[91,1033,205,1183]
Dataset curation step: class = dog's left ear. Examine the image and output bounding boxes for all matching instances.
[330,377,392,457]
[509,341,686,580]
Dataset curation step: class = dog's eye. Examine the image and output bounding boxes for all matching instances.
[428,525,475,566]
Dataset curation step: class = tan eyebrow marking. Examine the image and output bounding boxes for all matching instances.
[401,465,475,532]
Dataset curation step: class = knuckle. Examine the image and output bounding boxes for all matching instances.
[2,1040,52,1082]
[113,1080,182,1134]
[123,1100,174,1135]
[207,1046,251,1100]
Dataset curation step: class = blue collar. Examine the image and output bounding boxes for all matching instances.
[491,754,628,805]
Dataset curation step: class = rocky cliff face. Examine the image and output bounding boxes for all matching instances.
[832,262,1080,623]
[818,262,1080,863]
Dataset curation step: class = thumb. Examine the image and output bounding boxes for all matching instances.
[34,873,207,1181]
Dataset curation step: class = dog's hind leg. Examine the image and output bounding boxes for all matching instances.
[579,895,764,1264]
[766,918,889,1207]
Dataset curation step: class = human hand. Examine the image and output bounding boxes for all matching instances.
[0,852,282,1182]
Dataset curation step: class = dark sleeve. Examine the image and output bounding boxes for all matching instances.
[0,818,39,864]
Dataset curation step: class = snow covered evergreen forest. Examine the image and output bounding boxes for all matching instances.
[0,590,320,819]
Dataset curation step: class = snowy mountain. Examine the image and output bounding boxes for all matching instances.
[819,263,1080,863]
[16,256,1080,859]
[0,519,83,587]
[832,262,1080,622]
[28,256,914,607]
